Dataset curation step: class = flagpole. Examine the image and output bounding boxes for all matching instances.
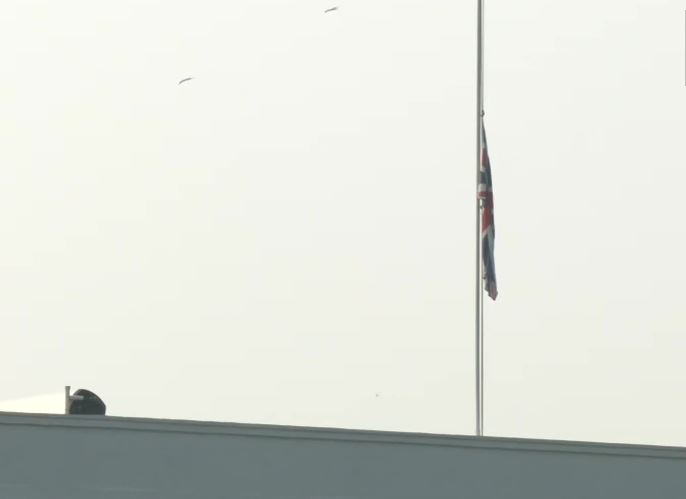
[475,0,485,437]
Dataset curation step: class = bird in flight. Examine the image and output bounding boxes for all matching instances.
[178,77,193,85]
[324,7,338,13]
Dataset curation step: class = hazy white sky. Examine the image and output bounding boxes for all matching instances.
[1,0,685,446]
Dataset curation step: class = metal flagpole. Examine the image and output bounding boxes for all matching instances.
[475,0,485,437]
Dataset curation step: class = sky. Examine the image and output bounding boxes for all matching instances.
[1,0,685,447]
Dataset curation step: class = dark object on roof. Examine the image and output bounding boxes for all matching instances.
[68,389,106,416]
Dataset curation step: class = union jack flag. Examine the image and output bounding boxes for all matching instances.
[478,123,498,300]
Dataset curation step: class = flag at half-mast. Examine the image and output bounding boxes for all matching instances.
[478,123,498,300]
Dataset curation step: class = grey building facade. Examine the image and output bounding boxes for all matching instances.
[1,412,685,498]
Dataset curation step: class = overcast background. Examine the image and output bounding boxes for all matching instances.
[1,0,685,447]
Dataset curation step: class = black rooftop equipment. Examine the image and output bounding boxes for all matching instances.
[65,387,106,415]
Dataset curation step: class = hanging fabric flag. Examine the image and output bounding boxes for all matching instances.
[478,124,498,300]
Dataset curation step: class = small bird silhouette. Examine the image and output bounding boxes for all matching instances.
[324,7,338,13]
[178,77,193,85]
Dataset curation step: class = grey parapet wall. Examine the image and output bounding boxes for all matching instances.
[0,412,685,499]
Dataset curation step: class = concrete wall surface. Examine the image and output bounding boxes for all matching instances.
[0,412,685,499]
